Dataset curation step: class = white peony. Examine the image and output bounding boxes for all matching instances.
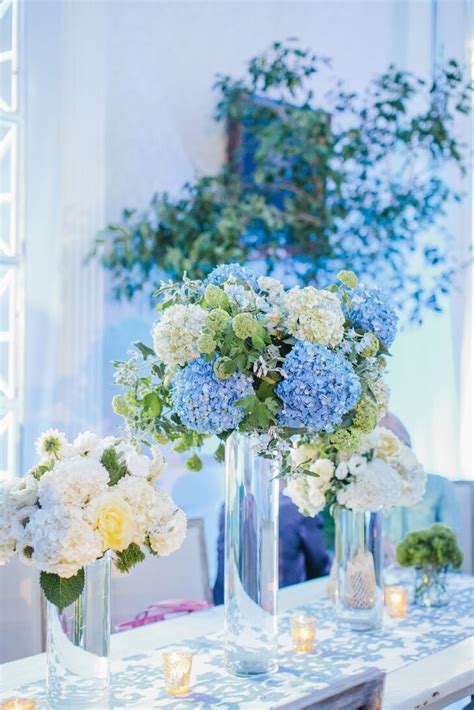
[152,304,208,368]
[308,458,335,486]
[25,505,102,578]
[285,286,345,347]
[38,456,109,508]
[148,508,187,556]
[285,476,326,517]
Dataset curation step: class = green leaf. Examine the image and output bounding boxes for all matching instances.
[134,341,155,360]
[142,392,162,417]
[101,447,128,486]
[115,543,146,574]
[40,569,85,609]
[214,442,225,463]
[185,453,203,472]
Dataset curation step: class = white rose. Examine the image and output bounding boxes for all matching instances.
[347,455,366,476]
[126,451,151,478]
[335,462,349,480]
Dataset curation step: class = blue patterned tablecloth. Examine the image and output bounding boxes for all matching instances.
[5,575,474,709]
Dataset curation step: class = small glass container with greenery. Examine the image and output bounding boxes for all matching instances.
[396,524,463,607]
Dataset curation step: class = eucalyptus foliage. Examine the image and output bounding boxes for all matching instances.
[90,40,471,322]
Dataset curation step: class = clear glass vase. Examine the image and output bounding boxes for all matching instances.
[224,432,279,676]
[336,508,383,631]
[47,553,111,709]
[414,565,448,607]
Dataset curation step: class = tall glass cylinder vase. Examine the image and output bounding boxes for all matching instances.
[224,432,279,676]
[47,553,111,709]
[336,509,383,631]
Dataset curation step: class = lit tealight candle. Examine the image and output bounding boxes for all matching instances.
[162,650,193,696]
[384,585,408,618]
[1,700,37,710]
[290,614,317,653]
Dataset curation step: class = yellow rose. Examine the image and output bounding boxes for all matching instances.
[91,493,135,552]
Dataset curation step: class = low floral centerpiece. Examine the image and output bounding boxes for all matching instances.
[285,425,426,516]
[114,262,400,670]
[396,523,463,607]
[1,429,186,607]
[286,425,425,629]
[0,429,187,708]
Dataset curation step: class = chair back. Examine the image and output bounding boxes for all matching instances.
[0,556,44,662]
[273,668,385,710]
[111,517,212,630]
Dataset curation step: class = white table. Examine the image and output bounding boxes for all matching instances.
[1,576,473,709]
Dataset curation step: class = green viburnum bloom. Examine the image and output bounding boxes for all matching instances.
[214,356,233,380]
[353,401,378,433]
[232,313,257,339]
[112,394,130,417]
[329,427,362,453]
[197,333,216,354]
[204,284,228,309]
[337,270,358,289]
[208,308,230,331]
[361,333,380,358]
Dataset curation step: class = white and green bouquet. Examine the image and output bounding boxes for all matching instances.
[0,430,186,608]
[286,425,426,515]
[113,263,397,471]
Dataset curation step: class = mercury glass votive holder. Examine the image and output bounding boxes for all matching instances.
[290,614,317,653]
[162,650,193,696]
[1,700,37,710]
[384,585,408,618]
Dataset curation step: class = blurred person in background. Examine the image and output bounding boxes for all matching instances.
[381,413,460,554]
[213,481,331,605]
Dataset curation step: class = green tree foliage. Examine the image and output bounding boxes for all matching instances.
[90,40,471,321]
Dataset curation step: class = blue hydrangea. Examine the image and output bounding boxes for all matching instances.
[345,287,398,348]
[171,357,254,434]
[275,342,361,432]
[203,263,258,289]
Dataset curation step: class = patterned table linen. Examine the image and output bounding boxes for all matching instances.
[4,575,473,709]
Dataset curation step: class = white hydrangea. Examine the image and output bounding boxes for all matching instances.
[285,476,326,517]
[285,286,345,347]
[38,455,109,508]
[115,476,174,542]
[0,476,16,564]
[336,458,402,512]
[25,505,103,578]
[8,473,38,511]
[148,508,187,556]
[152,304,208,368]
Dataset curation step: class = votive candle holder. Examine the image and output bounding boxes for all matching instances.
[1,700,37,710]
[290,614,317,653]
[384,585,408,618]
[162,650,193,696]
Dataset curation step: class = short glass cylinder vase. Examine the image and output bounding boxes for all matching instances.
[47,553,111,709]
[414,566,449,607]
[224,432,279,677]
[336,509,383,631]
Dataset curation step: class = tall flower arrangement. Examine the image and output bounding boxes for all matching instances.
[113,264,396,471]
[0,430,186,608]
